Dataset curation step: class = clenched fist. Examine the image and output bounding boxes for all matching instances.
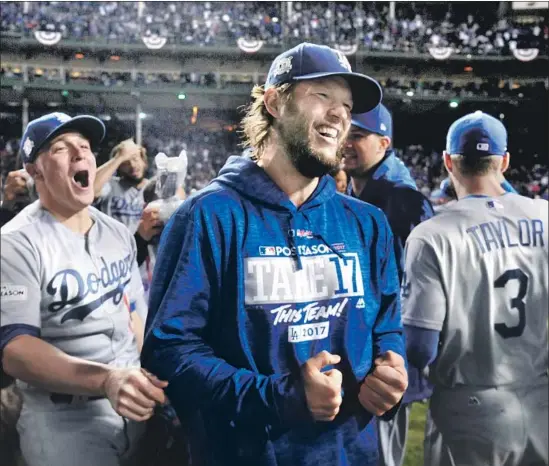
[301,351,343,422]
[358,350,408,416]
[102,367,168,422]
[3,169,31,202]
[137,205,163,242]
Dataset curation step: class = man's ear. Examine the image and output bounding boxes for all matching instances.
[443,151,453,174]
[380,136,391,152]
[264,87,283,119]
[501,152,510,173]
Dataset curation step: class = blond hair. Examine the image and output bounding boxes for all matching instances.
[240,83,293,160]
[110,138,147,162]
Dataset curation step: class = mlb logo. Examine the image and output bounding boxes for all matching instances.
[259,246,276,256]
[476,143,489,151]
[486,200,504,210]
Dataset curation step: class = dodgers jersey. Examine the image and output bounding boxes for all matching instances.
[401,193,548,388]
[1,201,147,399]
[95,176,145,234]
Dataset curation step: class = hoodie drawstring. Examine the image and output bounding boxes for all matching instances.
[301,212,345,260]
[287,214,303,271]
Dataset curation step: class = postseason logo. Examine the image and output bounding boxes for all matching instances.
[258,244,334,257]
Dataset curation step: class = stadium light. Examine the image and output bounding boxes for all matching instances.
[499,113,505,119]
[449,100,459,108]
[177,92,186,100]
[406,90,414,97]
[61,90,69,98]
[139,112,147,119]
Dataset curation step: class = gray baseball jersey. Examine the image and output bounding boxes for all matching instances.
[1,201,147,401]
[94,177,145,234]
[401,193,548,388]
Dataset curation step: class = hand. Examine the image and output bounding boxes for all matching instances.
[3,169,30,202]
[358,350,408,416]
[116,139,141,164]
[137,206,163,242]
[301,351,342,422]
[102,367,168,422]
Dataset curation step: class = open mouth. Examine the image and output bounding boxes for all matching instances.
[316,126,339,141]
[73,170,89,188]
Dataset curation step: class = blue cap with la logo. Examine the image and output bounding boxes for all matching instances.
[446,111,508,158]
[19,112,105,164]
[265,42,382,114]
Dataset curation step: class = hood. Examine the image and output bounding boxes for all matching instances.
[369,150,417,189]
[213,155,337,213]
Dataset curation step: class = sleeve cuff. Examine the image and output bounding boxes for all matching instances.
[1,324,41,352]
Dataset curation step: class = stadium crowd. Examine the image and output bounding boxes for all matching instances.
[2,63,547,102]
[2,130,547,202]
[1,1,547,54]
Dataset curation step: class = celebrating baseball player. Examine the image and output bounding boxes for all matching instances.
[142,42,408,466]
[94,138,162,239]
[401,111,548,466]
[0,112,168,466]
[343,103,434,466]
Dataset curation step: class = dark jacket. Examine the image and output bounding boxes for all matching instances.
[347,150,434,282]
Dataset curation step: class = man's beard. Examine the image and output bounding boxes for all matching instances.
[121,172,144,185]
[343,162,368,179]
[278,108,346,179]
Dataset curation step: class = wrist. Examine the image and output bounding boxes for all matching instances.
[99,367,115,397]
[137,226,151,242]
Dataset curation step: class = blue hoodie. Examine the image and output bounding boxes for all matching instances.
[142,156,405,466]
[346,150,435,404]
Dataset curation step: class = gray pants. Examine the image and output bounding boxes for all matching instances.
[377,404,411,466]
[425,379,549,466]
[17,397,145,466]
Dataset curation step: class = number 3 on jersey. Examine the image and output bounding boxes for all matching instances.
[494,268,528,339]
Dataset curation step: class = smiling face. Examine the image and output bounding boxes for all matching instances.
[118,146,147,183]
[276,76,353,178]
[342,126,390,177]
[28,131,97,215]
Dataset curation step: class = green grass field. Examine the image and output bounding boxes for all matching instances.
[403,401,428,466]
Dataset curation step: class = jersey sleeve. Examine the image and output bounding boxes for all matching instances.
[0,233,42,351]
[95,179,113,202]
[400,236,446,331]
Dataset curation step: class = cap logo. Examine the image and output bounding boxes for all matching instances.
[23,138,34,157]
[476,143,489,151]
[272,56,293,77]
[335,51,352,72]
[380,123,387,131]
[55,113,71,123]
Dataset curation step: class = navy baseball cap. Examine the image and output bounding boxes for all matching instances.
[265,42,382,114]
[20,112,106,164]
[446,111,507,158]
[351,103,393,139]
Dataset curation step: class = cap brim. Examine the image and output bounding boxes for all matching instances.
[293,71,382,114]
[41,115,106,154]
